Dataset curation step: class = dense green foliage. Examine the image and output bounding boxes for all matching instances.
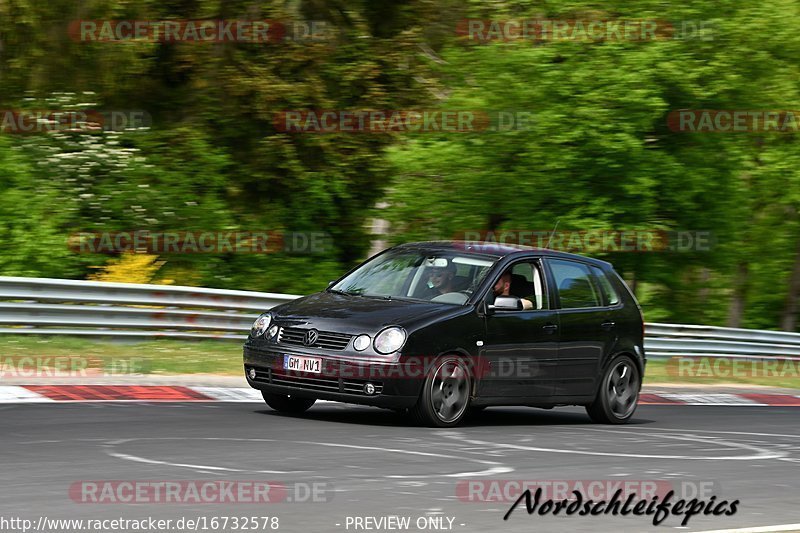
[1,0,800,329]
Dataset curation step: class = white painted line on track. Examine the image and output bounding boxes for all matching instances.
[103,437,512,479]
[618,427,800,440]
[290,440,512,478]
[0,386,52,402]
[0,385,797,411]
[440,430,787,461]
[193,387,264,402]
[693,524,800,533]
[106,451,311,474]
[658,393,765,406]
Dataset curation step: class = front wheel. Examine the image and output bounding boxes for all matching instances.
[261,391,316,414]
[411,356,472,427]
[586,355,641,424]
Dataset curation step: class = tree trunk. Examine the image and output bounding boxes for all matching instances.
[780,237,800,331]
[727,262,748,328]
[487,213,507,233]
[698,266,711,305]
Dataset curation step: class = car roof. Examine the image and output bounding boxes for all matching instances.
[393,241,613,268]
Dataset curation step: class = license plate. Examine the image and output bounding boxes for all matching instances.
[283,355,322,374]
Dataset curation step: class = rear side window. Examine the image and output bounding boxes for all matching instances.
[591,266,620,306]
[549,259,601,309]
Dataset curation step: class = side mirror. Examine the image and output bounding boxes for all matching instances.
[327,280,336,288]
[488,296,523,313]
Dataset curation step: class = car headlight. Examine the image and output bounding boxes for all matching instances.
[251,314,271,337]
[353,334,371,351]
[373,327,406,355]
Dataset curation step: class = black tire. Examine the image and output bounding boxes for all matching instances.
[586,354,641,424]
[410,355,472,427]
[261,391,316,414]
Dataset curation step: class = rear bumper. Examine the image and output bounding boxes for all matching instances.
[243,346,421,408]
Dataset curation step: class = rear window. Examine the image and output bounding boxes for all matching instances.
[591,266,620,305]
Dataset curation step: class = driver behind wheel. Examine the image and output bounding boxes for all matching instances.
[493,271,534,310]
[425,262,457,297]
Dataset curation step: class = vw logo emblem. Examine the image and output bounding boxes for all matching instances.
[304,329,319,346]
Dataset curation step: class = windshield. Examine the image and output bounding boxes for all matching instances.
[330,249,497,304]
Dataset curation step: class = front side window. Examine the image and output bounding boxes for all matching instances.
[331,249,497,304]
[508,261,546,310]
[549,259,601,309]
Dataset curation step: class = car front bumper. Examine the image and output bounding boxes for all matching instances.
[243,345,422,408]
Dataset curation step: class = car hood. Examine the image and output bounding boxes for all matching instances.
[269,291,464,334]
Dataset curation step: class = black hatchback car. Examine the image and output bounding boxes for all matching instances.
[243,241,645,427]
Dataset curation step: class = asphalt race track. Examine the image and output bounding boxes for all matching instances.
[2,402,799,533]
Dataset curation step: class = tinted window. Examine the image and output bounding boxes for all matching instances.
[549,259,601,309]
[591,266,620,305]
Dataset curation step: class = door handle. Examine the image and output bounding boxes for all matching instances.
[601,321,616,331]
[542,323,558,334]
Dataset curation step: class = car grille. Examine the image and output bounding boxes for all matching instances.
[250,368,383,396]
[277,327,352,350]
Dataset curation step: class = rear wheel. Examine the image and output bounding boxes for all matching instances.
[411,356,472,427]
[586,355,641,424]
[261,391,316,414]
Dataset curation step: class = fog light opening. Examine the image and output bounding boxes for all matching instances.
[364,382,376,395]
[248,368,256,380]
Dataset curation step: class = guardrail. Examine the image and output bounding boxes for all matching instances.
[0,277,297,340]
[0,277,798,359]
[644,323,800,360]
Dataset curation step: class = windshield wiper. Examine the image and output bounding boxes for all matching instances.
[360,293,422,303]
[328,289,364,297]
[330,289,422,303]
[383,295,417,302]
